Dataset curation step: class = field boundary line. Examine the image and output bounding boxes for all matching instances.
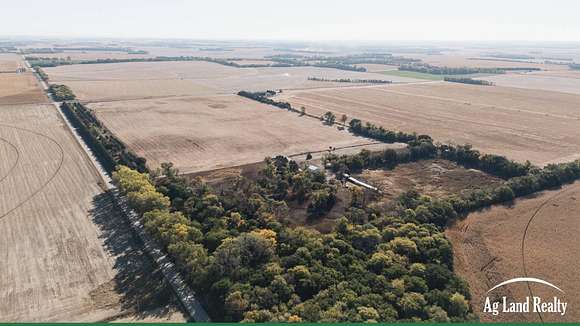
[0,123,65,221]
[0,136,20,185]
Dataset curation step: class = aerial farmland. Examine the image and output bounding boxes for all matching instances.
[26,40,580,323]
[0,55,185,322]
[2,4,580,321]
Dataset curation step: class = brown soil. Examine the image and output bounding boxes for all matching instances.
[90,95,379,174]
[0,104,184,322]
[446,181,580,322]
[0,73,47,105]
[357,159,504,205]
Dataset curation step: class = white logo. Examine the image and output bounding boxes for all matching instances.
[483,277,568,316]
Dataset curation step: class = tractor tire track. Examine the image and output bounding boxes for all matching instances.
[0,136,20,185]
[0,122,64,221]
[521,185,575,322]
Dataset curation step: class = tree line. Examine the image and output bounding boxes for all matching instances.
[60,101,147,173]
[308,77,392,84]
[443,77,494,86]
[323,139,579,228]
[48,84,76,101]
[399,63,506,75]
[35,67,48,81]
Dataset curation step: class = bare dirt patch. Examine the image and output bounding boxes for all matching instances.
[357,159,504,205]
[446,181,580,322]
[277,82,580,165]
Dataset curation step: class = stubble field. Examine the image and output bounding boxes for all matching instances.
[0,54,25,71]
[447,181,580,322]
[276,82,580,165]
[89,95,384,173]
[0,72,47,105]
[0,103,184,321]
[484,70,580,95]
[44,61,422,102]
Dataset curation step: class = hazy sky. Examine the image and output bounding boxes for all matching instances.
[2,0,579,42]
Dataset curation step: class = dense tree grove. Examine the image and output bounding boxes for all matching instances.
[113,159,476,322]
[48,84,76,101]
[443,77,494,86]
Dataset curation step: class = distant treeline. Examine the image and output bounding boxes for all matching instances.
[399,63,505,75]
[60,101,147,174]
[570,63,580,70]
[485,53,535,60]
[308,77,392,84]
[443,77,494,86]
[26,54,373,72]
[268,53,420,68]
[26,55,204,67]
[399,63,541,75]
[22,47,147,54]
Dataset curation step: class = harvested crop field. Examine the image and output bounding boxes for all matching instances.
[89,95,384,173]
[276,82,580,165]
[484,70,580,95]
[44,61,421,102]
[447,181,580,322]
[357,159,504,205]
[0,54,25,71]
[0,104,184,322]
[0,73,47,105]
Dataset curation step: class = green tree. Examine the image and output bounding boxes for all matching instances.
[323,111,336,125]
